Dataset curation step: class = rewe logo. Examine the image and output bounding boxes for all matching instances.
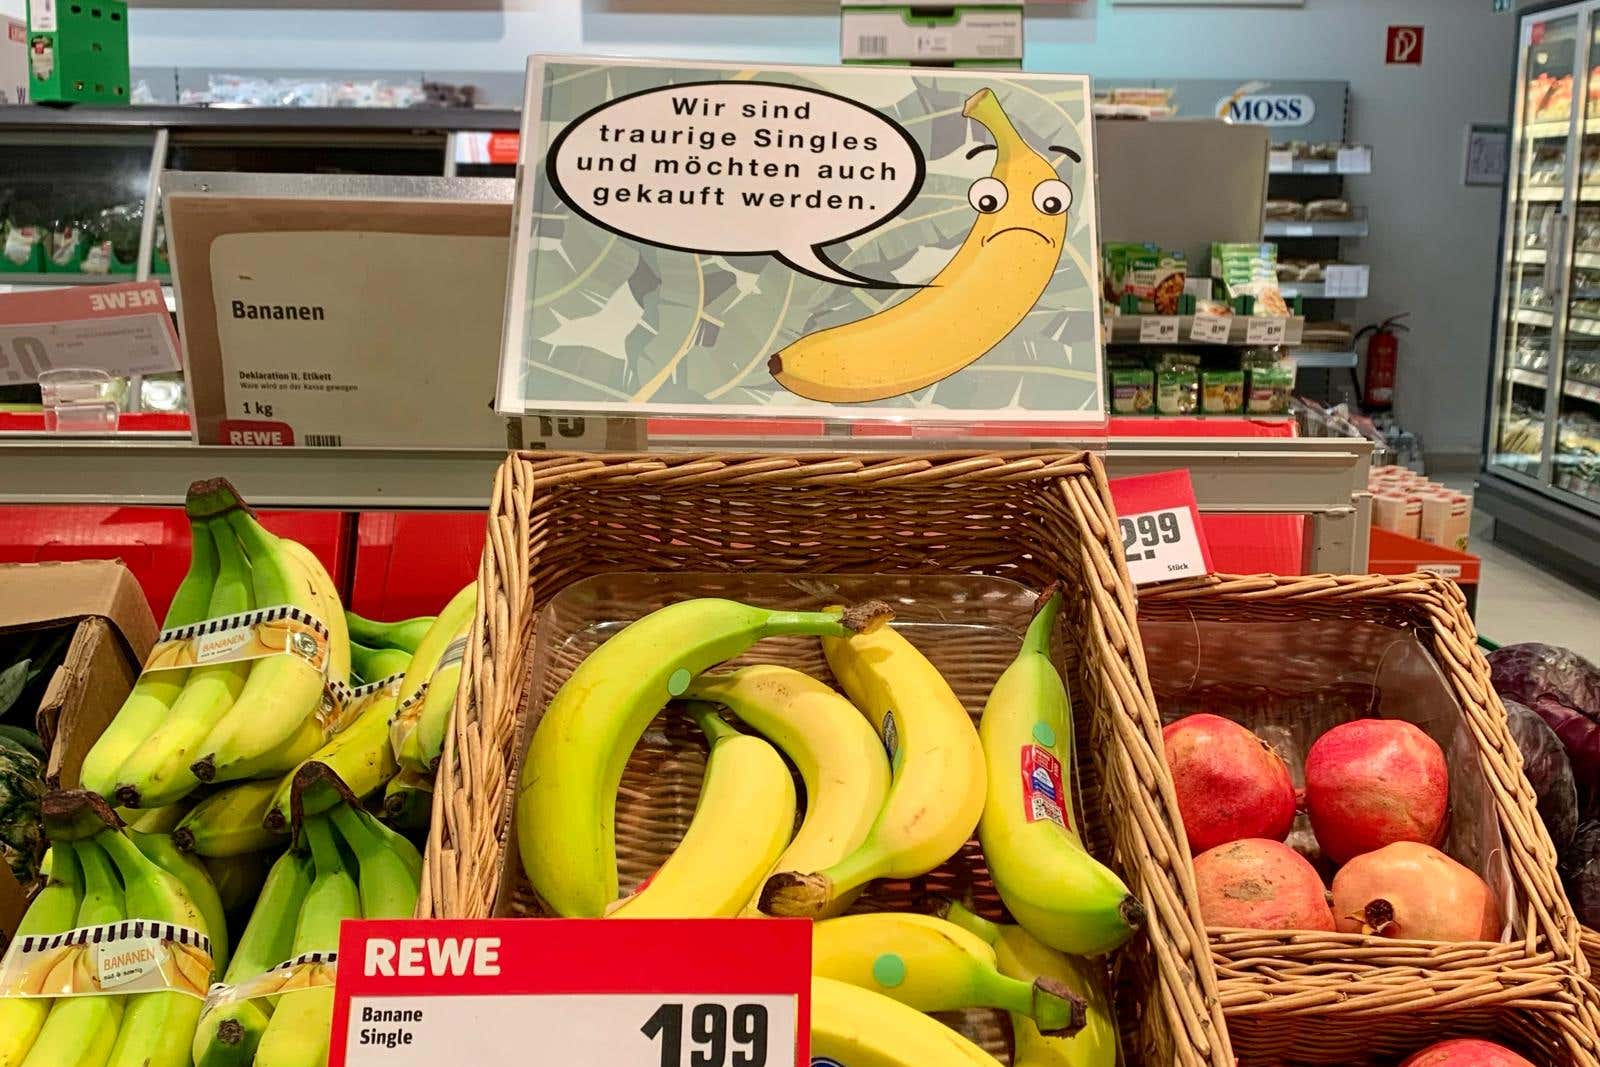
[1216,92,1315,127]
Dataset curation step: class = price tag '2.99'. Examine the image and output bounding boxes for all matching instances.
[1106,470,1213,587]
[328,919,810,1067]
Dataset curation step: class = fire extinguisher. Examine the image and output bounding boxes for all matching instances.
[1356,314,1410,411]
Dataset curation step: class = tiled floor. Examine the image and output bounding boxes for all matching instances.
[1472,519,1600,662]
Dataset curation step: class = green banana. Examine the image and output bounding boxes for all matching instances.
[389,586,475,772]
[114,518,254,809]
[253,816,359,1067]
[172,779,286,857]
[119,803,191,835]
[20,840,127,1067]
[355,806,423,884]
[976,592,1143,956]
[201,849,273,923]
[381,768,433,834]
[129,830,230,979]
[410,613,471,775]
[329,802,419,918]
[349,643,411,685]
[96,829,208,1067]
[191,508,329,785]
[192,850,314,1067]
[0,845,84,1067]
[346,613,435,655]
[264,681,402,833]
[517,597,891,917]
[80,517,218,798]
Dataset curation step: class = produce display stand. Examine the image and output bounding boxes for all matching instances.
[1140,572,1597,1065]
[431,448,1232,1067]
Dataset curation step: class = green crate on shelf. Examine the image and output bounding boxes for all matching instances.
[26,0,129,106]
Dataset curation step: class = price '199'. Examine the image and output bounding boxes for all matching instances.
[641,1002,768,1067]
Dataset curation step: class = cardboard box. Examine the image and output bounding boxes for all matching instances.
[0,17,25,105]
[0,560,155,940]
[841,3,1023,65]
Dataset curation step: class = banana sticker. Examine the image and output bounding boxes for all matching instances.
[770,88,1079,404]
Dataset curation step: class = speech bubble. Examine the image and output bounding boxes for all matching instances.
[545,80,927,289]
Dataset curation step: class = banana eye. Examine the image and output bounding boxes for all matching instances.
[968,176,1008,214]
[1032,179,1072,216]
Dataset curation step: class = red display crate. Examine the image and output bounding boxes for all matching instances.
[349,512,484,621]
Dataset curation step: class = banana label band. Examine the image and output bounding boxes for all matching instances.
[1022,744,1070,830]
[385,638,464,738]
[144,604,331,675]
[202,951,337,1015]
[320,673,404,735]
[0,921,213,1000]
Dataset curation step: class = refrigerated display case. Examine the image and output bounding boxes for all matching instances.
[1482,2,1600,586]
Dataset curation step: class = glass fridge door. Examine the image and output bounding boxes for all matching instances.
[1554,5,1600,511]
[1492,7,1583,483]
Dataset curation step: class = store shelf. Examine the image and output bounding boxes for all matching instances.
[1264,214,1370,239]
[1525,118,1596,139]
[1280,277,1370,300]
[1106,315,1304,346]
[0,105,522,132]
[1509,366,1600,401]
[0,272,142,287]
[1521,186,1600,202]
[1571,316,1600,336]
[1566,377,1600,402]
[1517,308,1555,328]
[1510,368,1549,389]
[1291,350,1359,369]
[1268,147,1372,175]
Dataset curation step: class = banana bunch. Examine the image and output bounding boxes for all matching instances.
[81,479,353,811]
[190,802,420,1067]
[1,793,222,1067]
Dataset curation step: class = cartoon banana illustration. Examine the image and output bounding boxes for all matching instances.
[770,87,1074,403]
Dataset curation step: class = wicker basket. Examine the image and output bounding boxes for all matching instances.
[421,449,1233,1067]
[1140,572,1598,1066]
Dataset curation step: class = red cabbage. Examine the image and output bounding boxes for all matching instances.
[1504,698,1580,854]
[1489,643,1600,811]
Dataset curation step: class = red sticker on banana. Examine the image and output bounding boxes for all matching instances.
[1021,744,1069,830]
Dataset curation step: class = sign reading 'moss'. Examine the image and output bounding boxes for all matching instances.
[499,55,1106,426]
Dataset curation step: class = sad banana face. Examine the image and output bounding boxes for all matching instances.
[771,87,1076,404]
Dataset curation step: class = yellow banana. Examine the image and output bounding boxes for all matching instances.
[810,976,999,1067]
[518,598,890,918]
[129,830,230,979]
[607,705,794,918]
[113,517,254,809]
[811,912,1082,1035]
[279,538,350,684]
[395,584,476,709]
[770,87,1071,403]
[172,779,285,858]
[684,665,890,917]
[265,681,402,832]
[80,517,218,798]
[0,844,84,1067]
[410,613,472,774]
[761,618,983,917]
[941,900,1118,1067]
[389,584,474,772]
[192,508,332,785]
[976,593,1143,956]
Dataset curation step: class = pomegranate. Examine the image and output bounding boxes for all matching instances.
[1399,1039,1536,1066]
[1193,838,1334,931]
[1304,718,1448,863]
[1162,713,1296,854]
[1331,842,1499,941]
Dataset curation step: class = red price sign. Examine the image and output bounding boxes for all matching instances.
[1107,470,1213,586]
[328,918,811,1067]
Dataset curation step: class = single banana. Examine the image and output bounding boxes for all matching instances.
[770,87,1071,404]
[201,849,274,922]
[264,683,402,832]
[812,912,1083,1035]
[684,665,890,917]
[811,975,1000,1067]
[172,779,286,857]
[607,706,794,919]
[395,585,476,710]
[96,829,209,1067]
[119,803,191,835]
[355,806,423,884]
[190,508,330,786]
[349,643,412,685]
[976,593,1143,956]
[20,840,126,1067]
[252,815,359,1067]
[279,538,351,685]
[0,844,84,1067]
[114,518,254,809]
[410,614,472,775]
[80,517,218,798]
[328,802,419,919]
[518,597,890,917]
[761,617,983,917]
[128,830,230,979]
[381,768,433,834]
[346,613,435,655]
[192,850,313,1067]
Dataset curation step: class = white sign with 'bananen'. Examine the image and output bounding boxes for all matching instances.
[501,55,1104,425]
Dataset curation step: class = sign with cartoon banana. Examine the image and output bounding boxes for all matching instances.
[500,55,1104,425]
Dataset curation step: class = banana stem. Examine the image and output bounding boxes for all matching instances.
[42,790,124,841]
[937,899,1003,945]
[768,602,892,638]
[1022,591,1062,658]
[301,814,342,881]
[684,702,737,745]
